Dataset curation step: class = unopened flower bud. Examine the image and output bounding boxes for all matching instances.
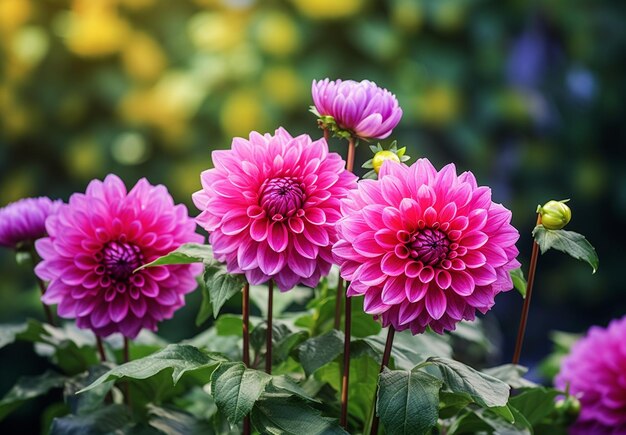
[372,150,400,174]
[555,396,581,422]
[538,200,571,230]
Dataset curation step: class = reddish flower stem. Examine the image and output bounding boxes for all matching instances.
[242,282,251,435]
[340,135,357,430]
[334,279,344,330]
[512,213,542,365]
[96,336,107,362]
[370,326,395,435]
[265,280,274,374]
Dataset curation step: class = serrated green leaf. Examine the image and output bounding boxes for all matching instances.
[204,265,246,319]
[510,268,527,298]
[0,371,66,421]
[509,387,560,426]
[425,357,510,409]
[251,395,347,435]
[78,344,224,394]
[274,331,308,364]
[377,368,442,435]
[211,363,271,424]
[135,242,214,271]
[483,364,536,389]
[268,376,318,403]
[298,329,344,376]
[147,403,214,434]
[364,329,452,370]
[49,404,133,435]
[63,365,114,416]
[532,225,599,273]
[448,407,531,435]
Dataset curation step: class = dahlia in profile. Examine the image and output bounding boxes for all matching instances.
[0,197,62,249]
[333,159,520,334]
[555,316,626,434]
[36,175,203,338]
[312,78,402,140]
[193,128,357,292]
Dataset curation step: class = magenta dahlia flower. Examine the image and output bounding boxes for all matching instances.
[0,197,62,249]
[333,159,520,334]
[555,317,626,434]
[193,128,357,292]
[312,78,402,140]
[35,175,203,338]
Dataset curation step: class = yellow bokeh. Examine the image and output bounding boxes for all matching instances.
[261,66,306,108]
[65,0,131,58]
[220,88,268,138]
[253,11,300,57]
[121,32,167,82]
[415,85,460,125]
[0,0,32,35]
[0,170,35,204]
[289,0,365,19]
[391,0,423,32]
[188,11,248,53]
[64,137,105,180]
[118,0,155,11]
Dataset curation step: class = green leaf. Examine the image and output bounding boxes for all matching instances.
[251,321,294,355]
[49,404,133,435]
[268,376,318,403]
[215,314,244,337]
[298,329,344,376]
[250,285,313,317]
[78,344,224,394]
[0,319,47,349]
[377,368,442,435]
[205,265,246,319]
[274,331,309,364]
[509,387,560,426]
[351,295,382,338]
[147,403,214,434]
[482,364,536,389]
[510,268,527,298]
[448,408,531,435]
[63,365,114,416]
[438,391,472,419]
[0,371,66,421]
[251,395,347,435]
[532,225,599,273]
[211,363,271,424]
[135,242,214,271]
[425,357,510,409]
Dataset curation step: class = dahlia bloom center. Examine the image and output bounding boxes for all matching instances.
[101,241,144,281]
[409,228,451,266]
[260,177,306,219]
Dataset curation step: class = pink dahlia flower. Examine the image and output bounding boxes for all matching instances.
[333,159,520,334]
[0,197,62,249]
[193,128,357,292]
[555,317,626,434]
[312,78,402,140]
[35,175,203,338]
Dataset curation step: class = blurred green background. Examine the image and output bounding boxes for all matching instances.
[1,0,625,430]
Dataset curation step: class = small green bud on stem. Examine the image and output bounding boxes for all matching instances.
[372,150,400,173]
[537,199,571,230]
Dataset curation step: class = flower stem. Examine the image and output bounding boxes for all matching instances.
[123,337,131,407]
[334,279,344,330]
[512,213,542,365]
[28,245,55,326]
[370,326,396,435]
[96,335,106,362]
[323,127,330,142]
[340,135,358,429]
[265,280,274,374]
[242,282,251,435]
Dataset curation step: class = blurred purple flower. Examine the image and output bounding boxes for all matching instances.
[0,197,62,249]
[312,78,402,140]
[36,175,203,338]
[555,316,626,434]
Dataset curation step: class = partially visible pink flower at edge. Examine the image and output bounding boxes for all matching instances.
[0,197,62,249]
[193,128,357,292]
[36,174,203,338]
[555,316,626,435]
[312,78,403,140]
[333,158,520,335]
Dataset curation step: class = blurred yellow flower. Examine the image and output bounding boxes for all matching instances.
[220,88,268,138]
[416,85,460,125]
[188,11,247,53]
[0,0,32,35]
[64,137,105,180]
[121,32,167,82]
[289,0,365,19]
[391,0,423,32]
[118,0,155,11]
[167,160,211,201]
[253,11,300,57]
[261,66,305,108]
[65,0,131,58]
[9,26,49,69]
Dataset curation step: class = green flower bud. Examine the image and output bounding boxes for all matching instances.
[555,395,581,422]
[372,150,400,174]
[538,200,571,230]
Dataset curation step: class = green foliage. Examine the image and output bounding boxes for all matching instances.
[298,329,344,376]
[0,371,65,421]
[533,225,599,273]
[199,265,246,324]
[510,268,527,298]
[135,243,214,271]
[49,404,133,435]
[377,368,442,435]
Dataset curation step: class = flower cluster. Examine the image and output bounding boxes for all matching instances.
[333,159,520,334]
[555,316,626,434]
[193,128,357,291]
[0,197,62,249]
[312,78,402,140]
[36,175,203,338]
